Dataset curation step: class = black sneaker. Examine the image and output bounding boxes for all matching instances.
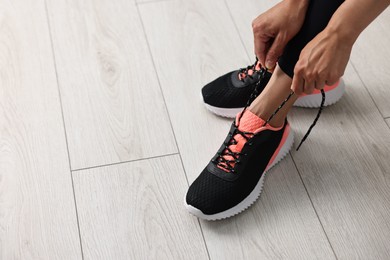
[201,61,272,118]
[201,61,345,118]
[185,110,294,220]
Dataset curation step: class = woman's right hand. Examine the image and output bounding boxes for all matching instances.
[252,0,309,69]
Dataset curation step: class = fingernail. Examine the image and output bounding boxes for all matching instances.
[291,86,298,95]
[265,60,274,69]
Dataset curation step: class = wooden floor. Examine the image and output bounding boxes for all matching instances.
[1,0,390,259]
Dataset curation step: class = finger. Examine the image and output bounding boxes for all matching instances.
[291,73,304,95]
[265,35,286,69]
[316,79,326,90]
[254,36,268,67]
[325,78,338,86]
[303,78,315,94]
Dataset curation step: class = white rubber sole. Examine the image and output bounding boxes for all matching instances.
[203,79,345,118]
[204,103,242,118]
[184,127,294,221]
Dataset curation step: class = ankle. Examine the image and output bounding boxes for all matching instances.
[267,116,286,128]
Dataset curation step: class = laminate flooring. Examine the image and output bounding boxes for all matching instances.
[1,0,389,259]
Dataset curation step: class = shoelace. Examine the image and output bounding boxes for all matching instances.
[214,128,254,173]
[214,68,268,172]
[238,60,261,82]
[267,88,325,151]
[214,65,326,173]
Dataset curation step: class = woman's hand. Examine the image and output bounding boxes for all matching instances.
[291,0,389,95]
[291,29,353,95]
[252,0,309,69]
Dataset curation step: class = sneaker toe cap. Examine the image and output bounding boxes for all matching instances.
[201,71,236,106]
[185,168,242,215]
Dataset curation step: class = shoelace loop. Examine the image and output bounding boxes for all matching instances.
[238,60,261,82]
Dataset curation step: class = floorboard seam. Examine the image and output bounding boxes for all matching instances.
[350,61,386,119]
[350,62,390,133]
[135,4,211,259]
[43,1,85,259]
[72,152,179,172]
[384,118,390,130]
[224,0,253,63]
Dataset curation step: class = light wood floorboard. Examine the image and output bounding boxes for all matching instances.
[139,0,336,259]
[350,8,390,118]
[72,155,209,260]
[45,0,177,170]
[199,157,336,260]
[139,0,250,182]
[0,0,82,259]
[136,0,167,4]
[225,0,287,62]
[289,64,390,259]
[4,0,390,259]
[138,0,249,183]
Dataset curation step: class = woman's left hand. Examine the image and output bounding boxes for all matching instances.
[291,29,353,95]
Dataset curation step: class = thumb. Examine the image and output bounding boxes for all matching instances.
[291,72,303,95]
[254,36,269,68]
[265,35,286,69]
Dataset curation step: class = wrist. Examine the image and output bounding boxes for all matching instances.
[286,0,309,9]
[285,0,310,19]
[325,21,359,47]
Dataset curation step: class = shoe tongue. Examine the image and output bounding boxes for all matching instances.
[238,62,262,80]
[254,61,261,71]
[236,110,265,133]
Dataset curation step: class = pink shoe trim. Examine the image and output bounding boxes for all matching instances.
[299,80,340,96]
[265,123,291,170]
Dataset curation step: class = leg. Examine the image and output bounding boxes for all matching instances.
[249,0,345,127]
[249,65,297,127]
